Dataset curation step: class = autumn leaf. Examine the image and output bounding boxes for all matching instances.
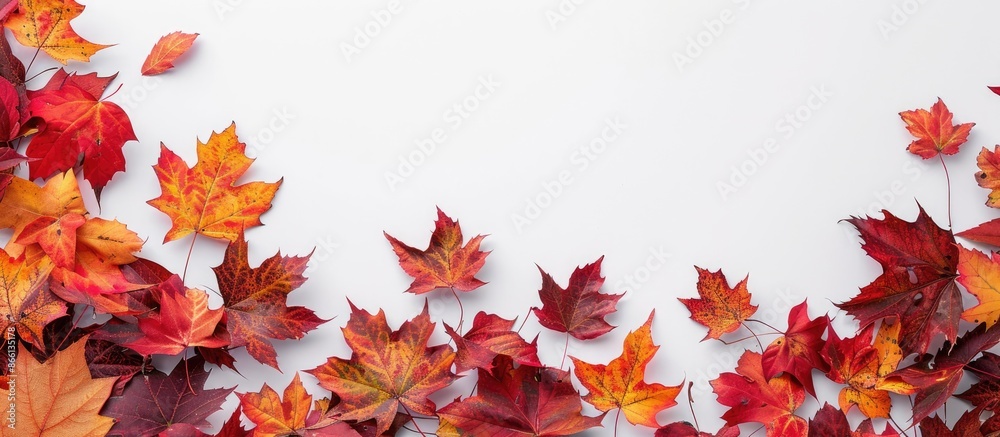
[142,31,198,76]
[655,422,740,437]
[899,98,974,159]
[959,352,1000,411]
[2,338,115,437]
[148,122,282,243]
[85,337,150,395]
[26,71,136,197]
[762,300,830,397]
[837,205,961,355]
[958,218,1000,247]
[808,404,900,437]
[0,147,25,195]
[678,266,757,341]
[384,207,489,294]
[212,234,326,370]
[239,373,358,437]
[957,245,1000,328]
[919,408,986,437]
[306,301,456,435]
[711,350,807,436]
[444,311,540,373]
[976,145,1000,208]
[3,0,109,64]
[571,311,680,428]
[532,256,622,340]
[0,248,65,349]
[821,320,903,419]
[0,80,21,143]
[123,275,230,356]
[0,170,86,241]
[437,355,606,436]
[102,356,234,436]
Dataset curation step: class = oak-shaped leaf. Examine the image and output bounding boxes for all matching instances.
[102,356,234,436]
[148,122,282,243]
[678,266,757,341]
[977,145,1000,208]
[142,31,198,76]
[3,0,109,64]
[655,422,739,437]
[571,311,681,428]
[762,300,829,397]
[444,311,540,373]
[837,205,961,355]
[306,301,456,435]
[123,275,230,356]
[711,350,807,436]
[384,208,489,294]
[2,338,115,437]
[239,373,360,437]
[212,234,326,370]
[532,256,622,340]
[899,98,974,159]
[437,355,606,436]
[821,320,904,418]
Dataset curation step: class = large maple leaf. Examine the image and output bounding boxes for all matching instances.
[2,338,115,437]
[444,311,541,373]
[762,300,830,397]
[238,373,359,437]
[711,350,807,436]
[532,256,622,340]
[899,98,974,159]
[102,356,234,436]
[0,248,65,349]
[3,0,109,64]
[821,320,904,419]
[123,275,230,356]
[678,266,757,341]
[571,311,681,428]
[26,71,136,198]
[148,122,282,243]
[142,31,199,76]
[384,208,489,294]
[306,301,456,435]
[837,205,961,355]
[212,234,326,370]
[976,145,1000,208]
[437,355,606,436]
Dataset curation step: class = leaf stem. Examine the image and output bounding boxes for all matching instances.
[746,318,784,335]
[449,287,465,334]
[939,154,953,229]
[613,408,621,437]
[182,233,198,283]
[741,322,764,352]
[399,403,428,437]
[516,307,533,334]
[183,353,195,395]
[560,332,570,370]
[686,381,701,432]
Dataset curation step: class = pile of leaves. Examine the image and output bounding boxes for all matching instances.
[3,1,1000,436]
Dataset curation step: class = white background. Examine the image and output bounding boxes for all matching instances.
[11,0,1000,435]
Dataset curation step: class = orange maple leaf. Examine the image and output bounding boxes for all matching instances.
[147,123,282,243]
[678,267,758,341]
[975,145,1000,208]
[1,338,115,436]
[3,0,109,64]
[384,208,489,294]
[142,31,198,76]
[238,373,358,436]
[957,245,1000,328]
[0,247,67,351]
[899,98,974,159]
[822,320,904,418]
[306,301,457,435]
[571,311,681,428]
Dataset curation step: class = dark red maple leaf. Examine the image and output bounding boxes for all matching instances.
[101,356,234,437]
[437,355,606,436]
[762,300,829,397]
[384,208,489,294]
[958,352,1000,411]
[655,422,739,437]
[0,147,26,196]
[444,311,541,373]
[711,350,807,435]
[837,205,961,356]
[808,404,900,437]
[212,234,326,370]
[919,408,986,436]
[85,338,151,396]
[0,36,26,128]
[532,256,622,340]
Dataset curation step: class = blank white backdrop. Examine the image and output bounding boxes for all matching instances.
[14,0,1000,435]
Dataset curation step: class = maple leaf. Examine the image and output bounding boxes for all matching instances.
[0,81,21,143]
[678,266,757,341]
[26,71,136,197]
[444,311,540,373]
[822,320,905,419]
[958,218,1000,247]
[0,148,26,192]
[384,208,489,294]
[0,170,86,239]
[919,408,986,436]
[0,31,26,125]
[123,275,230,356]
[711,350,807,436]
[762,300,830,397]
[212,234,326,370]
[306,301,456,435]
[148,123,282,243]
[437,355,606,436]
[85,337,150,395]
[881,322,1000,424]
[655,422,740,437]
[958,352,1000,411]
[532,256,622,340]
[976,145,1000,208]
[102,356,234,436]
[0,248,65,349]
[3,0,109,64]
[2,338,115,437]
[571,311,681,428]
[808,404,900,437]
[142,31,199,76]
[957,245,1000,328]
[837,205,961,355]
[899,98,974,159]
[239,373,359,437]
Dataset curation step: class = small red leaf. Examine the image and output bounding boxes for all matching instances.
[141,32,199,76]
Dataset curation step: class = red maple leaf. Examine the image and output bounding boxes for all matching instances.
[808,403,900,437]
[762,300,830,397]
[655,422,739,437]
[837,205,961,355]
[958,217,1000,247]
[384,208,489,294]
[711,350,807,436]
[141,32,198,76]
[123,275,230,356]
[899,98,974,159]
[444,311,541,373]
[919,408,986,436]
[532,256,622,340]
[678,266,758,341]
